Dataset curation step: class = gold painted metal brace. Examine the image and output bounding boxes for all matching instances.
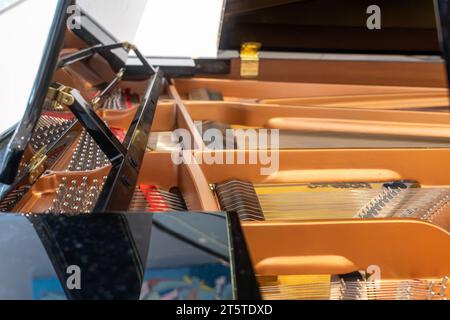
[240,42,261,78]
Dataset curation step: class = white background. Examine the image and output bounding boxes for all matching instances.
[0,0,58,133]
[135,0,224,58]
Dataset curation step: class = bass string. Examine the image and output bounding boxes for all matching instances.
[261,285,437,296]
[256,189,450,219]
[261,291,437,300]
[215,180,426,215]
[263,292,446,300]
[262,293,437,300]
[256,188,449,202]
[260,278,432,287]
[259,281,439,292]
[260,282,446,300]
[259,276,448,291]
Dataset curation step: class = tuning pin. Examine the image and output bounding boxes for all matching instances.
[427,281,436,300]
[58,183,67,195]
[92,179,99,190]
[87,192,96,206]
[439,277,448,299]
[52,198,60,213]
[61,201,70,213]
[65,192,73,202]
[88,199,95,211]
[55,188,62,200]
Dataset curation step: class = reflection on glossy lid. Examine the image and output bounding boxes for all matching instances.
[220,0,439,54]
[0,212,238,300]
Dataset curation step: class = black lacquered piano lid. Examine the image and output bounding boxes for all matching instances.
[0,0,70,183]
[0,211,259,300]
[219,0,440,54]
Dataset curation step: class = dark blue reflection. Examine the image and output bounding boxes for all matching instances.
[0,212,233,300]
[0,215,62,299]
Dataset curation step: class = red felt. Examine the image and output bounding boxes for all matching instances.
[139,184,170,212]
[110,128,126,143]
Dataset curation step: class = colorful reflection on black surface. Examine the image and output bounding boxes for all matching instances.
[0,212,237,300]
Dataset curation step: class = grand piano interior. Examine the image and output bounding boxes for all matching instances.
[0,0,449,300]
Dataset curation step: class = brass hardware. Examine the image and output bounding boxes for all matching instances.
[117,68,125,78]
[123,42,137,51]
[47,83,74,111]
[240,42,261,78]
[91,96,101,109]
[27,147,48,184]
